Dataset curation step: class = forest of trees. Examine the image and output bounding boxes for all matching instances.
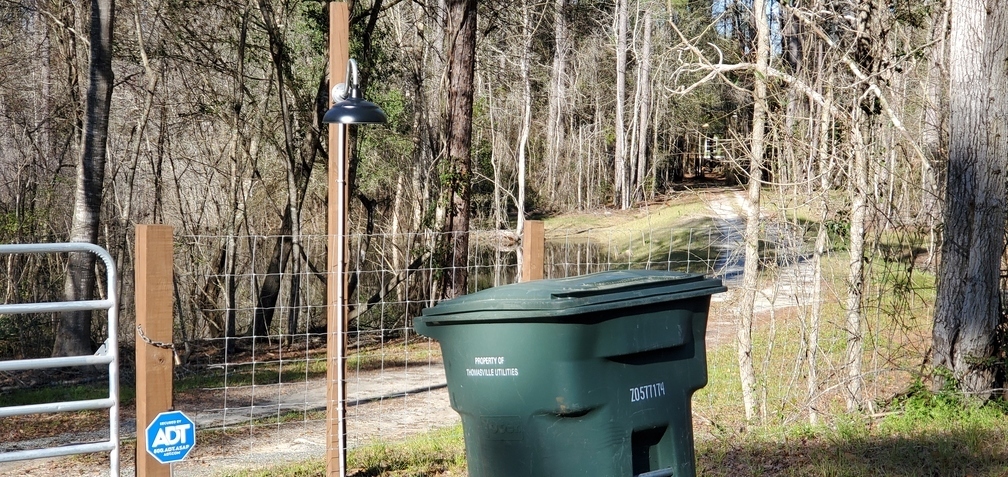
[1,0,1007,419]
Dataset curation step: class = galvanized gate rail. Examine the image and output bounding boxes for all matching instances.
[0,243,120,476]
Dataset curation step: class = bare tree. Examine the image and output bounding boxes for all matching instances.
[845,109,868,410]
[613,0,629,209]
[808,87,834,425]
[251,0,318,338]
[632,8,653,203]
[53,0,115,357]
[736,0,770,423]
[545,0,569,202]
[922,0,949,265]
[516,0,533,239]
[438,0,477,299]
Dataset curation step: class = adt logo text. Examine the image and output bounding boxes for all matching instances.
[151,422,191,447]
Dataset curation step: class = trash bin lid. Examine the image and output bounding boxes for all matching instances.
[419,269,726,324]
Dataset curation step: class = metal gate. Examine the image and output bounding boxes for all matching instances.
[0,243,120,476]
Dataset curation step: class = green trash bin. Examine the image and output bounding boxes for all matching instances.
[414,269,726,477]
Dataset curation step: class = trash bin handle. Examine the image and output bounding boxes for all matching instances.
[413,317,433,337]
[552,277,713,299]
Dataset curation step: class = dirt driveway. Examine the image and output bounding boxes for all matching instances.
[0,363,459,476]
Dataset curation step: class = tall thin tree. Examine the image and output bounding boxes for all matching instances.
[614,0,629,209]
[736,0,770,423]
[53,0,115,357]
[546,0,569,202]
[439,0,477,299]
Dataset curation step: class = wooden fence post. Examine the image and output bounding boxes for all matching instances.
[327,4,351,477]
[135,224,174,477]
[522,220,545,282]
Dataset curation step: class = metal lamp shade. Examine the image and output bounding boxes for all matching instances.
[323,96,388,124]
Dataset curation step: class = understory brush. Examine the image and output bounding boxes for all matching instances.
[696,381,1008,476]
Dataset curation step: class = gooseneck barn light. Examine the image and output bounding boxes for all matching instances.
[323,57,385,477]
[323,58,388,125]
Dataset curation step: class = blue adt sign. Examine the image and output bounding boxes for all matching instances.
[145,410,196,464]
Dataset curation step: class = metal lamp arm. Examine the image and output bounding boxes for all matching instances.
[344,58,359,91]
[332,59,361,102]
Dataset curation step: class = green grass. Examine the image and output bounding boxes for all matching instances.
[216,459,326,477]
[543,194,710,232]
[695,395,1008,477]
[696,423,1008,476]
[347,425,466,476]
[232,244,953,477]
[694,324,1008,476]
[697,248,937,424]
[175,355,328,392]
[543,195,721,270]
[173,341,439,393]
[0,382,134,407]
[214,425,466,477]
[345,341,442,372]
[213,403,1008,477]
[0,382,136,441]
[686,239,1008,476]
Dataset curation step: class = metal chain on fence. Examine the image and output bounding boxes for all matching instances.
[136,324,181,366]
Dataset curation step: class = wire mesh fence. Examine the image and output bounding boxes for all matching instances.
[165,223,731,472]
[0,203,936,475]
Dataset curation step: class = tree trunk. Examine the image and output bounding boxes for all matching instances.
[253,209,292,337]
[846,112,867,411]
[613,0,629,209]
[546,0,568,202]
[260,0,302,340]
[808,88,833,425]
[516,1,532,240]
[439,0,477,299]
[224,3,250,347]
[54,0,115,358]
[634,11,653,203]
[736,0,769,424]
[483,77,504,230]
[922,2,949,267]
[252,0,324,338]
[933,0,1008,399]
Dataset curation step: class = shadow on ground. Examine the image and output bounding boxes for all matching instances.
[697,428,1008,476]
